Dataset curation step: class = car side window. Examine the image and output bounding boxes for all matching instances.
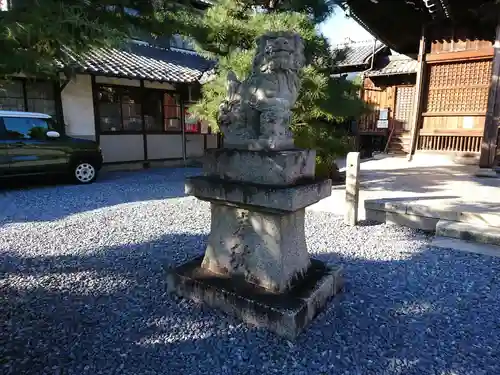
[3,117,50,140]
[0,118,7,140]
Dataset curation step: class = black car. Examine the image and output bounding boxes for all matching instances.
[0,110,103,184]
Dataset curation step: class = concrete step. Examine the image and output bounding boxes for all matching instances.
[389,141,411,148]
[387,151,409,155]
[431,236,500,258]
[388,145,408,150]
[364,199,500,233]
[365,199,500,226]
[388,144,409,150]
[436,220,500,247]
[391,136,411,142]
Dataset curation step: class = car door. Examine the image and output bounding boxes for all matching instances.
[3,116,69,175]
[0,118,10,177]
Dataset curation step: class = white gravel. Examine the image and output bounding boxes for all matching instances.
[1,168,500,375]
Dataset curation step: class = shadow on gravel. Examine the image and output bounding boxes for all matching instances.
[0,168,201,224]
[2,231,500,375]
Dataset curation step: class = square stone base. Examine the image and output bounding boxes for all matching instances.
[203,148,316,186]
[185,176,332,212]
[166,256,343,340]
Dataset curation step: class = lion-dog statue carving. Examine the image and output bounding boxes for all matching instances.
[218,31,305,150]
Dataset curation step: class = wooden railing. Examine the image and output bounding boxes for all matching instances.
[358,113,388,134]
[383,125,395,154]
[417,133,482,152]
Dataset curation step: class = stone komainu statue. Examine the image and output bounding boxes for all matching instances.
[218,31,306,150]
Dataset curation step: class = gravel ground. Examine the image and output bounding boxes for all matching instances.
[1,168,500,375]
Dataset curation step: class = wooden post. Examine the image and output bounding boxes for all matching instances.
[345,152,360,226]
[407,26,427,162]
[354,74,365,153]
[479,21,500,169]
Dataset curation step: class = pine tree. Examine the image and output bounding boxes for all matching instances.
[187,0,366,177]
[0,0,202,77]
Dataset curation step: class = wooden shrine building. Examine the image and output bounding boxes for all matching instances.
[333,40,418,155]
[345,0,500,168]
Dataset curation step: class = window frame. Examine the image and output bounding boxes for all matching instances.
[162,92,182,133]
[96,83,185,135]
[26,81,57,116]
[0,80,25,112]
[96,84,144,134]
[0,78,62,130]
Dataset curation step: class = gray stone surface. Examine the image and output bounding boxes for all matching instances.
[364,198,500,228]
[167,256,343,340]
[475,168,498,178]
[432,236,500,257]
[345,152,360,226]
[218,32,305,151]
[436,219,500,246]
[185,176,332,212]
[203,148,316,185]
[365,208,440,231]
[201,203,310,292]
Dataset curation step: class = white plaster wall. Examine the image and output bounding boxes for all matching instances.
[147,134,183,159]
[61,74,96,140]
[206,134,218,149]
[100,134,144,163]
[95,76,140,87]
[186,134,205,157]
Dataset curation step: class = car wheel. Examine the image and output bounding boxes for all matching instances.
[72,161,97,184]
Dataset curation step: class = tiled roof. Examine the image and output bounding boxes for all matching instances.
[333,40,386,67]
[63,42,215,84]
[367,56,418,77]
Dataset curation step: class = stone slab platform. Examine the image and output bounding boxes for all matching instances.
[436,220,500,247]
[203,148,316,186]
[364,198,500,232]
[432,236,500,258]
[166,256,343,340]
[186,176,332,212]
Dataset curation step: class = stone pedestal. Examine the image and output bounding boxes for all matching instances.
[167,148,342,339]
[202,203,309,293]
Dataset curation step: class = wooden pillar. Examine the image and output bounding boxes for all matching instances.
[90,75,100,144]
[407,26,427,161]
[354,74,365,153]
[479,22,500,168]
[140,80,148,164]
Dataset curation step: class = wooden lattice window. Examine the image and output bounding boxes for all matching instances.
[394,86,416,131]
[425,60,492,113]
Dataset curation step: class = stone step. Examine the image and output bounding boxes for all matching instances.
[436,220,500,247]
[387,150,409,156]
[387,144,410,152]
[388,143,410,149]
[431,236,500,258]
[365,199,500,227]
[365,208,439,231]
[388,145,409,151]
[390,136,411,143]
